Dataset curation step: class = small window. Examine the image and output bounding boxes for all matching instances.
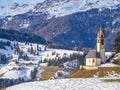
[101,39,104,45]
[101,35,104,38]
[93,59,94,63]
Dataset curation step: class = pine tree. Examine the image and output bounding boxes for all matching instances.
[30,46,34,54]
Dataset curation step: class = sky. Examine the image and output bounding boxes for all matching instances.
[0,0,45,7]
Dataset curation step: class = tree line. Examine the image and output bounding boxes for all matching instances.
[0,29,46,44]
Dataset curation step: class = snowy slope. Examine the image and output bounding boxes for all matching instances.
[6,78,120,90]
[0,38,82,80]
[0,39,14,56]
[0,38,117,81]
[0,0,120,18]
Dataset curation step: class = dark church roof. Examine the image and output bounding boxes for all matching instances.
[86,50,101,58]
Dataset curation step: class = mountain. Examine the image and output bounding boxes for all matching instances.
[0,0,120,50]
[0,0,120,18]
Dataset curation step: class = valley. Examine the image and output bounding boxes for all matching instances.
[0,0,120,90]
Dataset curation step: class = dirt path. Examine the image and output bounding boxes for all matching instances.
[40,66,64,81]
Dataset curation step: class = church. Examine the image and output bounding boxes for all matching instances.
[85,26,106,67]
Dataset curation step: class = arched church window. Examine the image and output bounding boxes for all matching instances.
[101,35,104,38]
[101,39,104,45]
[93,59,94,63]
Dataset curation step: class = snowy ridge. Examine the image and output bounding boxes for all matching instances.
[33,0,120,18]
[0,4,35,18]
[0,0,120,18]
[6,78,120,90]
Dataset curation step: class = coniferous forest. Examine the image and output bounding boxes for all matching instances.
[0,29,46,44]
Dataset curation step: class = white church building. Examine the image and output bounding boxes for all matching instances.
[85,26,106,68]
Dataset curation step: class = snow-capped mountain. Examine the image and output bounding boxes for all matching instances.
[0,4,35,18]
[0,0,120,18]
[33,0,120,18]
[0,0,120,50]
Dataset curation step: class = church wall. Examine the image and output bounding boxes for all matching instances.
[96,58,101,65]
[97,43,100,52]
[86,58,101,66]
[100,49,105,62]
[84,66,98,70]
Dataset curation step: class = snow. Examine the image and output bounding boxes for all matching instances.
[0,48,13,56]
[100,63,119,67]
[113,53,120,60]
[112,20,117,25]
[105,52,114,59]
[99,52,118,67]
[0,62,36,80]
[34,0,120,18]
[104,71,120,79]
[0,38,120,90]
[0,4,35,17]
[7,17,13,21]
[0,0,45,8]
[0,38,82,80]
[22,23,29,28]
[0,39,14,56]
[6,78,120,90]
[0,0,120,18]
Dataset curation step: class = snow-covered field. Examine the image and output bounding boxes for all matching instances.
[6,78,120,90]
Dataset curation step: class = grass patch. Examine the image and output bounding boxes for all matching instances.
[69,67,120,78]
[103,79,120,82]
[40,66,64,81]
[1,88,6,90]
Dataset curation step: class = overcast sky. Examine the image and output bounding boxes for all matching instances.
[0,0,45,7]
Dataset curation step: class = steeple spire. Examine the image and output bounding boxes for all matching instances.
[97,25,105,63]
[97,26,105,38]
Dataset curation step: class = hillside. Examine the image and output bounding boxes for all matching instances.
[0,38,83,89]
[69,66,120,78]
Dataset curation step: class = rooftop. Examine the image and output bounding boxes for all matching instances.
[86,49,101,58]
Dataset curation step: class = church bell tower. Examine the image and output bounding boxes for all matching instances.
[97,26,105,63]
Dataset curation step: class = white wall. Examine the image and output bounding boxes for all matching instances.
[86,58,101,66]
[97,43,100,52]
[100,49,105,63]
